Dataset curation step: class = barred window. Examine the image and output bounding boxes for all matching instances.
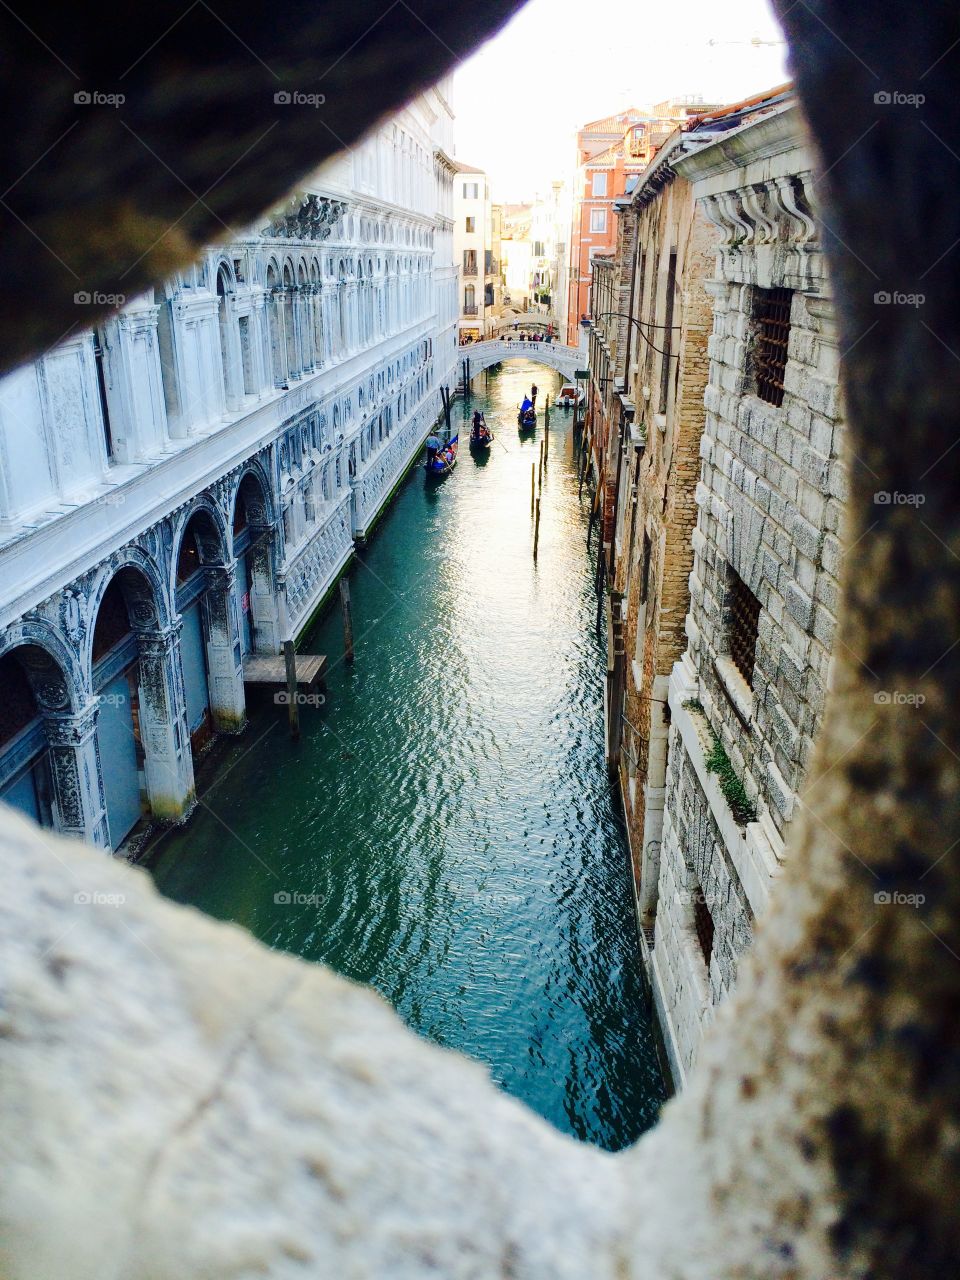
[752,287,792,407]
[726,567,761,687]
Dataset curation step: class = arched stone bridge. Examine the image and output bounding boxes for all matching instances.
[455,340,581,389]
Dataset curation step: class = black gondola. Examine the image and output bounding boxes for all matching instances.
[517,397,536,431]
[470,411,494,451]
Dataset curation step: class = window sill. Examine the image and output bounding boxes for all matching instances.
[714,656,754,728]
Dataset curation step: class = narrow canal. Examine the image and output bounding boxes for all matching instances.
[150,357,666,1150]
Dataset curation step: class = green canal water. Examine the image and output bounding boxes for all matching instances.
[150,357,667,1150]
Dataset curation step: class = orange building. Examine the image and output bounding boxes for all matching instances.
[566,99,721,344]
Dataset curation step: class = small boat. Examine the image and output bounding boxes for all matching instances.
[426,435,458,477]
[517,397,536,431]
[469,415,494,451]
[556,384,584,408]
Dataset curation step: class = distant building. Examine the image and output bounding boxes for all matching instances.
[567,100,721,344]
[453,163,506,340]
[500,203,533,315]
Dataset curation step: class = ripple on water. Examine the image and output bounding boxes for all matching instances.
[150,360,666,1149]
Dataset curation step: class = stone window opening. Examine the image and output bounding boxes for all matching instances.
[752,286,793,407]
[657,251,677,416]
[725,566,761,688]
[692,879,715,969]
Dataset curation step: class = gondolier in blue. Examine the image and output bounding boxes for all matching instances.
[425,431,441,466]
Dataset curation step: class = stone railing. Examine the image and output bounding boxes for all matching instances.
[454,338,580,382]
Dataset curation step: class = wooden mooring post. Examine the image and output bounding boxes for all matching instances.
[544,403,549,457]
[531,462,535,514]
[340,578,355,664]
[533,496,541,561]
[283,639,300,742]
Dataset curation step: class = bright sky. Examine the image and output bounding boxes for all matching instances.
[452,0,789,201]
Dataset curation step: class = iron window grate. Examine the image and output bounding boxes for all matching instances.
[728,568,761,687]
[753,287,792,407]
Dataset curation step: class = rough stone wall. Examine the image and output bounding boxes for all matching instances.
[653,708,754,1078]
[690,269,841,836]
[653,123,843,1079]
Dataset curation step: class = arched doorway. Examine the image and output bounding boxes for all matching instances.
[175,506,246,752]
[232,471,280,655]
[0,637,108,845]
[0,647,61,828]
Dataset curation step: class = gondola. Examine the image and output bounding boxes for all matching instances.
[425,435,458,477]
[517,397,537,431]
[469,413,494,451]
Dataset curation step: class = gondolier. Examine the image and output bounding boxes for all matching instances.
[425,432,441,465]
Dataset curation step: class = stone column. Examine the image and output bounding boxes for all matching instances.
[111,302,168,460]
[248,291,269,395]
[220,296,245,412]
[201,565,246,733]
[43,699,110,848]
[135,622,196,823]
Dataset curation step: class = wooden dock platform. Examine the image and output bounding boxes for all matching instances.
[242,654,327,689]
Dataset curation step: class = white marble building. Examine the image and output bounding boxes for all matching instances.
[0,83,458,852]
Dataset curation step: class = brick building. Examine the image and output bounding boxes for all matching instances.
[601,128,721,945]
[568,100,720,345]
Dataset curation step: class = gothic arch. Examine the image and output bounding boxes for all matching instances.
[0,624,83,713]
[84,546,171,676]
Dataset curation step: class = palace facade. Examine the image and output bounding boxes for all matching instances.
[0,84,458,853]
